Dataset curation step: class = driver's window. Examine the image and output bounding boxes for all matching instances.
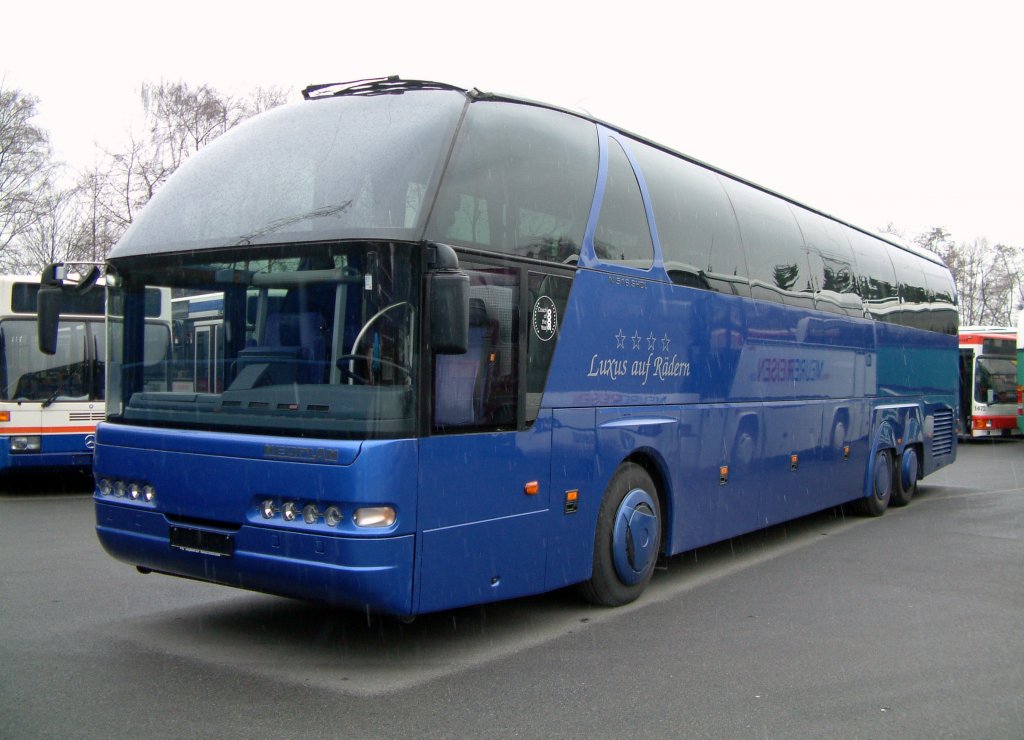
[433,266,518,432]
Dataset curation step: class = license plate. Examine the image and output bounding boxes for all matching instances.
[169,526,234,557]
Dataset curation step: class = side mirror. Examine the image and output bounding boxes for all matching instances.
[430,271,469,355]
[36,262,103,355]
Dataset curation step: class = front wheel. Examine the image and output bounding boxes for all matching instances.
[580,463,662,607]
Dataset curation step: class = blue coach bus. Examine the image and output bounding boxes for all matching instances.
[39,78,958,617]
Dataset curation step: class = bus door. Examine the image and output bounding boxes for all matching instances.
[417,265,571,613]
[958,348,972,433]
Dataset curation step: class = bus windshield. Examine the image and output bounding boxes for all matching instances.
[111,90,466,257]
[0,319,103,402]
[107,242,420,439]
[975,356,1017,404]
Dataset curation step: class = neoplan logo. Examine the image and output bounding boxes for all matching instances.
[263,444,340,464]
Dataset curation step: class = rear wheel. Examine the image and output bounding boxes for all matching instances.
[580,463,662,607]
[890,446,919,507]
[856,448,893,517]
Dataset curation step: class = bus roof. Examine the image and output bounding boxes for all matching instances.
[302,77,947,269]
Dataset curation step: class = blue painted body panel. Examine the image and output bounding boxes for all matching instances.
[93,423,420,615]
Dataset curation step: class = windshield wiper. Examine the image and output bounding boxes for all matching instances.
[41,362,85,408]
[302,76,465,100]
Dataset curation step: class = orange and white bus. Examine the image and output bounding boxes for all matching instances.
[957,327,1019,438]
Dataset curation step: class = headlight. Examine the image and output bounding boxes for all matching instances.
[98,479,113,496]
[143,485,156,503]
[324,506,343,527]
[281,501,298,522]
[302,504,320,525]
[113,480,127,498]
[128,482,142,500]
[260,499,276,519]
[10,435,41,452]
[354,506,396,528]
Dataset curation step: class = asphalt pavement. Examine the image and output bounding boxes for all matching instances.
[1,439,1021,738]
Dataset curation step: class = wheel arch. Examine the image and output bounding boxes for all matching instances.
[623,447,671,556]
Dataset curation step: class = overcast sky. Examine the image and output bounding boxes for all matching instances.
[3,0,1022,246]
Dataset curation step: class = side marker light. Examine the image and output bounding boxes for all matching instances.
[564,489,579,514]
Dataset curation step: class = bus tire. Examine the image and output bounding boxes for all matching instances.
[857,448,893,517]
[580,462,661,607]
[890,446,919,507]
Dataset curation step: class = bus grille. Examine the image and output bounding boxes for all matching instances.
[931,410,954,456]
[69,412,105,422]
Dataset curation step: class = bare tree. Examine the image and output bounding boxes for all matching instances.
[0,85,55,262]
[84,81,288,256]
[915,227,1022,327]
[5,186,87,273]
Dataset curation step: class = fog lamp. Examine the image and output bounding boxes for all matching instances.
[302,504,320,525]
[10,435,41,452]
[282,501,298,522]
[354,506,396,528]
[324,506,343,527]
[260,499,276,519]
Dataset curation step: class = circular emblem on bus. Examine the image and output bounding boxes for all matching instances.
[532,296,558,342]
[85,434,96,450]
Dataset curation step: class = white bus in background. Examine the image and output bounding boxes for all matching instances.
[0,274,172,473]
[1017,313,1024,434]
[957,326,1019,438]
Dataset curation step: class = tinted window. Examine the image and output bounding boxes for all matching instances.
[527,271,571,421]
[720,178,808,305]
[791,210,864,317]
[888,245,931,330]
[921,260,958,335]
[631,142,747,293]
[11,282,106,315]
[848,231,899,321]
[593,139,654,268]
[427,101,598,264]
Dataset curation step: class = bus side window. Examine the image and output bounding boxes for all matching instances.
[719,176,807,306]
[526,271,571,423]
[848,231,899,323]
[793,209,864,318]
[618,160,753,296]
[593,138,654,270]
